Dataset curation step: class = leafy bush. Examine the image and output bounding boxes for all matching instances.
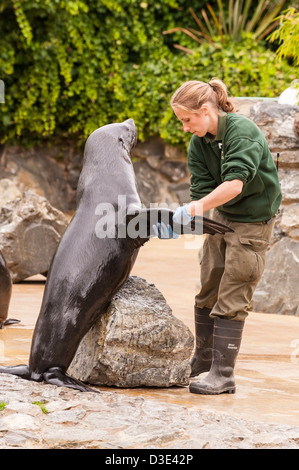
[123,33,296,146]
[0,0,296,147]
[268,7,299,66]
[0,0,188,145]
[164,0,287,48]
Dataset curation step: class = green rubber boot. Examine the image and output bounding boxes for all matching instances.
[189,317,244,394]
[190,306,214,378]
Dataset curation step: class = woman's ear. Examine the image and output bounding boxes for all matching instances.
[200,103,209,115]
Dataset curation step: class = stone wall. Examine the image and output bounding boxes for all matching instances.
[249,102,299,316]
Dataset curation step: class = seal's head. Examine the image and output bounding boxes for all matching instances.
[104,118,137,163]
[87,118,137,164]
[77,119,140,207]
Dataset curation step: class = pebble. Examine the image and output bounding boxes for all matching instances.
[0,373,298,450]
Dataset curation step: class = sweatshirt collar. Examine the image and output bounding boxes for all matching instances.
[203,111,227,144]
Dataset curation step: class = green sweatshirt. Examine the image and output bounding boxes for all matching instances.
[187,112,282,222]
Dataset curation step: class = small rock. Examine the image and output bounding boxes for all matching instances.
[278,85,299,105]
[0,413,40,431]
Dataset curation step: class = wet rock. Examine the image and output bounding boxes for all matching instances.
[280,204,299,240]
[131,137,165,161]
[250,102,299,151]
[159,160,188,183]
[164,143,186,160]
[0,145,71,212]
[0,179,21,207]
[0,413,41,431]
[168,182,190,204]
[279,169,299,203]
[68,276,194,387]
[252,237,299,316]
[0,373,298,449]
[0,191,68,282]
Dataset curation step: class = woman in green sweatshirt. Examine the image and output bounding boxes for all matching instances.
[168,78,281,395]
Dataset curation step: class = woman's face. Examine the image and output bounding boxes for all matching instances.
[173,106,215,137]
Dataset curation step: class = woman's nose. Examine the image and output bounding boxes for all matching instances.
[183,123,190,132]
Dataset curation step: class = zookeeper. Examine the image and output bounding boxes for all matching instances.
[162,78,282,395]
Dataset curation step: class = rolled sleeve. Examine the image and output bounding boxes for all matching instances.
[221,138,263,185]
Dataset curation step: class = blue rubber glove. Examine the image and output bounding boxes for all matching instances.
[172,205,194,225]
[152,222,179,239]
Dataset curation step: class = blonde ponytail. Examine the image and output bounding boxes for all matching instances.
[209,78,235,112]
[171,78,235,113]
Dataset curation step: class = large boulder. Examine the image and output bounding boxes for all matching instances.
[250,102,299,151]
[0,146,72,212]
[68,276,194,387]
[0,191,68,282]
[252,237,299,316]
[249,101,299,316]
[0,179,21,207]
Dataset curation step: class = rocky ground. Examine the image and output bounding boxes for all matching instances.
[1,236,298,451]
[0,373,298,450]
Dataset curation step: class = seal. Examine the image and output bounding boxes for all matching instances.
[0,119,232,392]
[0,251,19,329]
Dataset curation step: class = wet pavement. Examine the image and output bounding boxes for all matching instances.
[0,236,298,428]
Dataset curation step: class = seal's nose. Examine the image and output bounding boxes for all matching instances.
[123,119,137,145]
[125,118,135,127]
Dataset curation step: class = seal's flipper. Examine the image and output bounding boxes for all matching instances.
[199,216,234,234]
[125,208,233,241]
[3,318,21,326]
[43,367,100,393]
[0,364,31,380]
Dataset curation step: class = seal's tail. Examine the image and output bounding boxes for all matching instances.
[0,364,31,379]
[0,318,21,329]
[0,364,99,393]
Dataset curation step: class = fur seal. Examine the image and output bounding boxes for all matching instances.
[0,119,232,392]
[0,251,19,329]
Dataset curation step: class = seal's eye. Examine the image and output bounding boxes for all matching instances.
[119,137,124,145]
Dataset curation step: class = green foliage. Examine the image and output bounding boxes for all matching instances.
[32,401,49,414]
[268,7,299,65]
[163,0,287,50]
[0,0,187,145]
[0,0,296,148]
[0,402,7,411]
[137,33,295,146]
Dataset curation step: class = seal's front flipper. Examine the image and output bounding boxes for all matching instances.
[125,208,180,242]
[43,367,100,393]
[125,208,233,241]
[0,364,31,379]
